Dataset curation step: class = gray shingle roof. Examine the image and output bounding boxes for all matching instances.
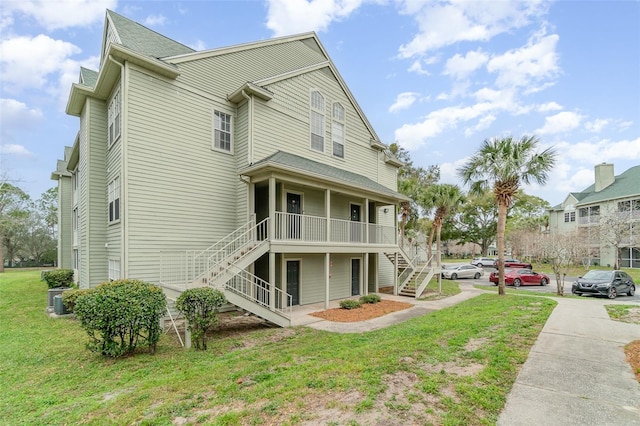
[79,67,98,88]
[106,10,194,59]
[247,151,408,201]
[575,165,640,205]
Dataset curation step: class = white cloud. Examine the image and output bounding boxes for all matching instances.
[408,59,431,75]
[536,111,583,135]
[388,92,419,113]
[487,32,560,89]
[266,0,364,36]
[443,49,488,79]
[557,137,640,163]
[0,98,43,144]
[144,14,167,26]
[394,102,494,150]
[464,114,496,137]
[398,0,548,58]
[2,0,115,31]
[585,118,609,133]
[0,35,81,93]
[537,102,563,112]
[0,144,33,157]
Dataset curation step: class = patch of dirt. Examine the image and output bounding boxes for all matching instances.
[309,299,413,322]
[626,340,640,382]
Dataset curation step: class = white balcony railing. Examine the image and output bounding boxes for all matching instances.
[274,212,396,244]
[578,216,600,225]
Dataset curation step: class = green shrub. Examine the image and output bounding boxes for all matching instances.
[359,294,381,304]
[176,288,226,350]
[61,288,93,312]
[74,280,166,357]
[42,269,74,289]
[339,299,362,310]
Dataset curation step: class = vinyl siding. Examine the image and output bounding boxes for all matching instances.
[234,101,249,226]
[124,66,238,282]
[377,206,395,286]
[174,39,327,99]
[251,69,388,189]
[106,85,123,271]
[295,254,325,305]
[57,176,73,269]
[78,99,108,288]
[329,254,355,299]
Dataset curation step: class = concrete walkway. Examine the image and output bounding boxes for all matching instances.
[292,284,640,424]
[498,297,640,425]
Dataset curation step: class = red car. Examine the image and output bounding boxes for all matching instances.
[493,258,532,269]
[489,269,550,287]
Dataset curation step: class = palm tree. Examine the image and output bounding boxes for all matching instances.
[458,135,556,295]
[423,184,465,268]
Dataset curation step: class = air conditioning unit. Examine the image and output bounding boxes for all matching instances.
[53,295,70,315]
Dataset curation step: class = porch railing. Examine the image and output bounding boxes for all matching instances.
[274,212,396,244]
[159,218,269,288]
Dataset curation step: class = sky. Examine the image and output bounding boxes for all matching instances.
[1,0,639,207]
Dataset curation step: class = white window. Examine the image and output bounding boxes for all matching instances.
[332,102,345,158]
[564,211,575,222]
[213,110,232,152]
[310,91,325,152]
[108,86,121,146]
[108,177,120,223]
[108,259,120,281]
[72,170,78,205]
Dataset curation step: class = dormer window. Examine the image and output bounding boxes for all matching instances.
[332,102,345,158]
[310,91,325,152]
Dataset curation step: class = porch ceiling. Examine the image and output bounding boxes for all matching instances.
[240,151,409,204]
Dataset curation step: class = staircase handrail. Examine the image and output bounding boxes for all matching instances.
[223,266,292,318]
[413,255,436,298]
[195,218,270,284]
[194,217,256,259]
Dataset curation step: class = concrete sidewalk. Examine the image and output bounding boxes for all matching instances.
[498,297,640,425]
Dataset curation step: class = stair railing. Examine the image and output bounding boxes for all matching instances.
[224,267,292,318]
[413,254,436,298]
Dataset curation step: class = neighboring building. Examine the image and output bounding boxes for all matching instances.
[52,10,417,326]
[548,163,640,268]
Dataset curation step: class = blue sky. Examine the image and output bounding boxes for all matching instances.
[1,0,638,207]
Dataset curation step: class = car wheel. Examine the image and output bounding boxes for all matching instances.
[474,272,481,279]
[540,278,548,286]
[628,285,635,297]
[527,265,533,269]
[451,273,457,280]
[607,287,617,299]
[513,279,521,287]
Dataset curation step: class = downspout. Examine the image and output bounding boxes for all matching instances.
[240,90,254,165]
[108,54,127,279]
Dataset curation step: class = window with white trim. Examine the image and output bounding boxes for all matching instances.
[213,110,232,152]
[108,259,120,281]
[73,249,79,270]
[332,102,345,158]
[108,177,120,223]
[73,207,79,246]
[564,211,575,222]
[310,91,325,152]
[108,86,121,146]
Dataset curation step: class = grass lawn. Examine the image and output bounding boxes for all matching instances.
[0,270,556,425]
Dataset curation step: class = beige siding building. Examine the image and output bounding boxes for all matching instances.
[548,163,640,268]
[52,10,430,326]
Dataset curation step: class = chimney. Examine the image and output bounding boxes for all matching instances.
[594,163,614,192]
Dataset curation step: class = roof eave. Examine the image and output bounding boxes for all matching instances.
[228,82,274,104]
[240,160,409,204]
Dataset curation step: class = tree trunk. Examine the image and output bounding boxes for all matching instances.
[427,225,435,265]
[0,234,4,273]
[436,223,442,269]
[497,201,508,296]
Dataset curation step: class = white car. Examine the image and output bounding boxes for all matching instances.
[441,264,484,280]
[471,257,496,267]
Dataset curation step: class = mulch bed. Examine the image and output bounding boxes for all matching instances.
[309,299,413,322]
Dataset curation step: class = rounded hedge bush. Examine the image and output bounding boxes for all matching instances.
[359,294,381,304]
[74,280,166,357]
[61,288,93,312]
[339,299,362,310]
[176,287,226,350]
[42,269,74,289]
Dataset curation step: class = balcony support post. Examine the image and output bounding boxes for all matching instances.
[268,177,276,240]
[269,251,276,311]
[325,189,331,243]
[364,198,369,244]
[363,253,369,295]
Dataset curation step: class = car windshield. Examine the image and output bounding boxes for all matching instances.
[582,270,613,280]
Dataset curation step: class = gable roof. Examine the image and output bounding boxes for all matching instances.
[104,9,194,61]
[241,151,409,203]
[575,165,640,206]
[79,67,98,88]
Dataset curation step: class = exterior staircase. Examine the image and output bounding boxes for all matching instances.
[384,241,437,298]
[159,218,292,327]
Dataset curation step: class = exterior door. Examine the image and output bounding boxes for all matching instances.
[351,258,360,296]
[286,260,300,306]
[350,204,361,242]
[287,193,301,239]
